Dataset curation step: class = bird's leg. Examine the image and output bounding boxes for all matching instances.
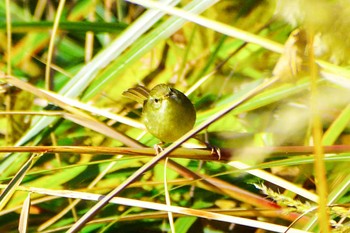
[153,142,164,155]
[203,131,221,160]
[210,145,221,160]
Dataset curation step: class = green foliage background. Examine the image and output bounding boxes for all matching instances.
[1,0,350,232]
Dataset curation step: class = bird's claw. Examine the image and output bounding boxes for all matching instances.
[211,146,221,160]
[204,142,221,160]
[153,143,164,155]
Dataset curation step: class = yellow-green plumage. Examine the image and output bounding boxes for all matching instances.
[123,84,196,143]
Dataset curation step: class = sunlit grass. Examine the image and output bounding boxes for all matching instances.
[0,1,350,232]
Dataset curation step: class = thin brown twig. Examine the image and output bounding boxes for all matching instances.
[1,145,350,161]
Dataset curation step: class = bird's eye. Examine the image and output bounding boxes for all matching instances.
[154,98,159,103]
[169,90,176,97]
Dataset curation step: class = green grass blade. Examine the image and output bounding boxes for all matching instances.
[0,21,127,33]
[0,154,39,211]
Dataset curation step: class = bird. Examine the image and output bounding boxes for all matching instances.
[123,84,196,143]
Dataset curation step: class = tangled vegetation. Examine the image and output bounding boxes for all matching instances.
[1,1,350,232]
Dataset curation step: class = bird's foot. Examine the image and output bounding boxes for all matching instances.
[153,143,164,155]
[205,142,221,160]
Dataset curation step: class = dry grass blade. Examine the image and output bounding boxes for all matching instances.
[18,192,31,233]
[1,145,350,160]
[62,113,142,147]
[2,74,142,147]
[164,158,175,233]
[42,90,144,129]
[8,186,309,233]
[2,74,92,119]
[0,146,219,160]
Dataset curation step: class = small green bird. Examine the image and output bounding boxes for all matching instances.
[123,84,196,143]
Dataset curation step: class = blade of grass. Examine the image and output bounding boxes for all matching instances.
[2,75,142,146]
[7,186,309,233]
[0,153,40,211]
[322,103,350,146]
[45,0,66,90]
[43,90,144,129]
[5,0,11,75]
[309,33,330,232]
[5,0,12,146]
[174,217,197,233]
[0,0,32,21]
[250,153,350,170]
[2,145,350,162]
[18,192,31,233]
[3,75,93,119]
[0,21,127,33]
[164,158,175,233]
[11,33,49,67]
[62,113,141,147]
